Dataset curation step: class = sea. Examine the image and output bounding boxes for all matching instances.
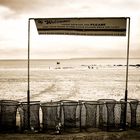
[0,58,140,102]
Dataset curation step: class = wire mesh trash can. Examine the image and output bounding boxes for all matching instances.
[61,100,79,133]
[0,100,19,132]
[19,101,40,132]
[98,99,116,131]
[120,98,139,129]
[129,99,139,128]
[136,101,140,130]
[83,101,99,131]
[41,101,61,133]
[114,101,126,131]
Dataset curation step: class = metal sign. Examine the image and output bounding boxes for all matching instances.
[35,18,127,36]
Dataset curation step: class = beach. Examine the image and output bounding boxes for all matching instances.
[0,58,140,102]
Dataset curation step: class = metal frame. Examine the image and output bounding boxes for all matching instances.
[124,17,130,129]
[27,17,130,130]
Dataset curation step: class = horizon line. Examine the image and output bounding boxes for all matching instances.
[0,57,140,60]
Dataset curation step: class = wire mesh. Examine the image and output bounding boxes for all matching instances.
[19,101,40,131]
[41,101,60,132]
[84,101,98,129]
[98,99,116,131]
[120,99,139,128]
[136,101,140,129]
[0,100,19,132]
[129,99,138,128]
[61,100,79,132]
[118,100,126,130]
[114,101,126,130]
[0,99,140,133]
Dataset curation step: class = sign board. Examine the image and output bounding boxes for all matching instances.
[34,18,127,36]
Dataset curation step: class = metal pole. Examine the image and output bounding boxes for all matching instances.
[124,17,130,129]
[27,19,31,130]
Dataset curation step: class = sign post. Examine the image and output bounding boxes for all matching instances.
[28,17,130,130]
[27,18,31,130]
[124,17,130,129]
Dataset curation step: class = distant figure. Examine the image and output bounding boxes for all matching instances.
[56,61,61,69]
[57,62,60,65]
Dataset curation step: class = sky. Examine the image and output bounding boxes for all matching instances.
[0,0,140,59]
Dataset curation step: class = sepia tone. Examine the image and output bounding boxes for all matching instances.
[0,0,140,139]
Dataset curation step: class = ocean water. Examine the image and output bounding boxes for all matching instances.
[0,58,140,102]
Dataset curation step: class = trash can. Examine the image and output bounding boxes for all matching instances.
[98,99,116,131]
[136,101,140,130]
[84,101,99,131]
[61,100,79,132]
[129,99,139,128]
[0,100,19,132]
[120,98,139,129]
[41,101,60,133]
[114,101,126,131]
[19,101,40,132]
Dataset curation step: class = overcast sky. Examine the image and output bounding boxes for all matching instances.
[0,0,140,59]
